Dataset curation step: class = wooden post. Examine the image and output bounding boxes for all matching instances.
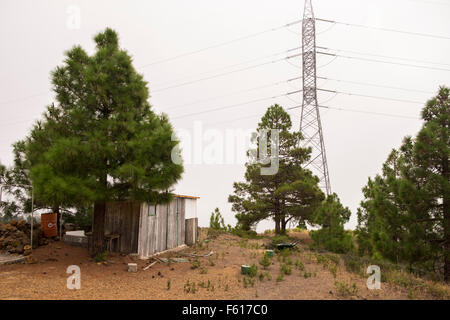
[185,218,198,246]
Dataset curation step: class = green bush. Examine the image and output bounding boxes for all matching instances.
[259,253,271,269]
[280,264,292,275]
[271,234,290,245]
[209,208,226,230]
[248,264,258,278]
[310,229,354,254]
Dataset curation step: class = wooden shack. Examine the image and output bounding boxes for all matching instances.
[103,195,199,258]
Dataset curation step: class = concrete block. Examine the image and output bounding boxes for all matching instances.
[128,263,137,273]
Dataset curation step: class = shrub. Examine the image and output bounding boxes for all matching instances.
[191,258,201,269]
[334,281,358,297]
[310,228,354,254]
[280,264,292,275]
[295,259,305,271]
[209,208,226,230]
[272,234,290,246]
[93,251,108,262]
[248,264,258,278]
[259,253,271,269]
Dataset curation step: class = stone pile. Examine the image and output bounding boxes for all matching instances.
[0,219,49,255]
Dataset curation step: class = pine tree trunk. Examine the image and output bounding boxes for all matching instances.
[444,202,449,283]
[281,217,287,234]
[274,216,280,235]
[92,201,106,256]
[443,158,449,283]
[52,206,60,237]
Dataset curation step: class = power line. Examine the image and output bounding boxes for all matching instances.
[288,104,421,120]
[317,88,424,104]
[162,77,301,111]
[172,90,302,120]
[316,17,450,40]
[140,19,303,68]
[152,47,300,88]
[152,53,302,93]
[317,46,450,67]
[205,101,422,126]
[317,51,450,72]
[316,76,434,95]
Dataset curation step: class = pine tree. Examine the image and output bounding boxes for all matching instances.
[414,86,449,281]
[28,28,183,254]
[310,193,353,253]
[357,86,449,281]
[228,104,324,234]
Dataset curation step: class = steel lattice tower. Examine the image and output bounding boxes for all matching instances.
[300,0,331,195]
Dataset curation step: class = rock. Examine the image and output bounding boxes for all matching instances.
[26,255,38,264]
[128,263,138,273]
[23,245,32,256]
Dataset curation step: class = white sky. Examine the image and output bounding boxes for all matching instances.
[1,0,449,231]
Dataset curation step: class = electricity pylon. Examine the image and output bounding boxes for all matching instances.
[300,0,331,195]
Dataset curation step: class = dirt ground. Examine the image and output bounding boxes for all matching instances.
[0,230,447,300]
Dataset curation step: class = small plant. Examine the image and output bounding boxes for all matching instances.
[243,277,248,288]
[238,239,249,248]
[280,264,292,275]
[93,251,109,262]
[334,281,358,297]
[209,207,226,230]
[209,257,215,266]
[329,264,337,278]
[259,253,271,269]
[283,256,293,265]
[224,284,229,291]
[248,264,258,278]
[295,259,305,271]
[264,272,272,281]
[258,273,265,281]
[167,279,171,290]
[303,271,312,278]
[184,280,197,294]
[276,274,284,282]
[200,267,208,274]
[191,258,201,269]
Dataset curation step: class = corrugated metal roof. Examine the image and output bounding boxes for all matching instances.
[175,194,200,199]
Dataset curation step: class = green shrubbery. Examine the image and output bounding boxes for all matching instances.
[310,193,354,254]
[310,228,354,254]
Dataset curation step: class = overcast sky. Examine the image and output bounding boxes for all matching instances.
[1,0,449,231]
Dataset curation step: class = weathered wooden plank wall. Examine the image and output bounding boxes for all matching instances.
[138,198,187,258]
[185,217,198,246]
[105,201,140,253]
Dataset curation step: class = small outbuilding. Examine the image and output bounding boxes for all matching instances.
[91,195,199,258]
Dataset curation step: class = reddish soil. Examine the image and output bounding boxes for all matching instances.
[0,231,447,300]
